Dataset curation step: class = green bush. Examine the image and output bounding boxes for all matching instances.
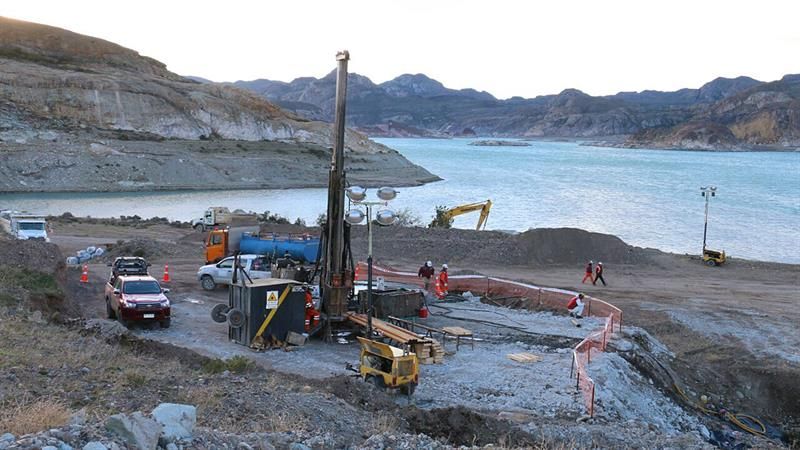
[202,355,254,374]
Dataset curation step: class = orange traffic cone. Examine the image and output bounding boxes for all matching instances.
[79,264,89,283]
[162,264,170,283]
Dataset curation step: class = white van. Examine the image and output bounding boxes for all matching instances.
[10,215,49,242]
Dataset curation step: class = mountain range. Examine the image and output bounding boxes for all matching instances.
[232,71,800,150]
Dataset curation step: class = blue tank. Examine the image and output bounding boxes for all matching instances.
[239,234,320,263]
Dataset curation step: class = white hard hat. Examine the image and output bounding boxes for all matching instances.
[426,261,432,267]
[598,262,603,265]
[442,264,448,269]
[589,260,593,263]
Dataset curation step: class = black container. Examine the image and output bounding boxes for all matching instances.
[228,279,306,345]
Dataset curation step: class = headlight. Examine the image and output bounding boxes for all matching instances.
[160,300,170,307]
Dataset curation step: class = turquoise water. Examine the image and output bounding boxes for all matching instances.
[1,138,798,263]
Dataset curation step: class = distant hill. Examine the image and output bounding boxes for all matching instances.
[0,17,438,192]
[234,70,799,149]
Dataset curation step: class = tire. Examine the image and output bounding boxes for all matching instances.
[368,375,385,389]
[106,298,116,319]
[194,224,205,233]
[400,382,417,396]
[201,275,216,291]
[705,259,717,267]
[160,319,171,329]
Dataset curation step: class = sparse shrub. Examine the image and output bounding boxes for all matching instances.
[393,208,420,227]
[428,205,453,228]
[315,213,327,227]
[0,397,71,435]
[294,217,307,227]
[202,355,254,374]
[258,211,290,224]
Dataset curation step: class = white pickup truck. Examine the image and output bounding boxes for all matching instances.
[196,254,272,290]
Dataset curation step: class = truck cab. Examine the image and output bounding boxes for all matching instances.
[10,215,49,242]
[197,254,272,290]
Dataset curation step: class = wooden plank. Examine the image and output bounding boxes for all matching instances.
[507,353,542,363]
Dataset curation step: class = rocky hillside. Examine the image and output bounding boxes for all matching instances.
[236,70,799,150]
[0,17,437,192]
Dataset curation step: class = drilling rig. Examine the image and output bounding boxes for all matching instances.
[318,50,355,335]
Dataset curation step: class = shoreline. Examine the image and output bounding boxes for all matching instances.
[373,135,800,153]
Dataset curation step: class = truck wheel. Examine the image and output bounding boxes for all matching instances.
[368,375,385,389]
[705,259,717,267]
[194,224,205,233]
[400,382,417,396]
[106,298,116,319]
[160,319,171,329]
[201,275,216,291]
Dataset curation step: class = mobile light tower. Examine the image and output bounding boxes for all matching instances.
[700,186,726,266]
[344,186,398,336]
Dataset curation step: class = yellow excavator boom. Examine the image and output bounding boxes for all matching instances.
[443,200,492,230]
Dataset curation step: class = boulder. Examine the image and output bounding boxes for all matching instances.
[105,412,161,450]
[151,403,196,442]
[82,443,107,450]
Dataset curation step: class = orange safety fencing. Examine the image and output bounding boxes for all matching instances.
[355,261,622,416]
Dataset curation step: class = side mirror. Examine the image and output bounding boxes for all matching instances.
[162,288,170,294]
[113,289,120,295]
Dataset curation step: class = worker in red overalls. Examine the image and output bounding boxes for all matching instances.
[582,260,594,284]
[436,264,449,299]
[304,287,320,332]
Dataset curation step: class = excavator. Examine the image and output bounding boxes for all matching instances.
[433,200,493,230]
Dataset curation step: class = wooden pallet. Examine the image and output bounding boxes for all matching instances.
[346,313,444,364]
[507,352,542,363]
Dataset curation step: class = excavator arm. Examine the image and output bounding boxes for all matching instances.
[442,200,492,230]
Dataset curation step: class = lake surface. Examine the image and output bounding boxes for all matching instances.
[1,138,798,263]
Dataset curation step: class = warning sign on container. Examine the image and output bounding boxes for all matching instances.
[266,290,279,309]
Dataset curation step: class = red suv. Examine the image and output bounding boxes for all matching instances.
[105,275,171,328]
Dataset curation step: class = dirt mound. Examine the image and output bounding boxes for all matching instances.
[403,406,537,447]
[353,226,655,267]
[0,239,64,275]
[515,227,650,265]
[102,238,187,262]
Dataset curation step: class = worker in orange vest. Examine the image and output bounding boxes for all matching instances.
[582,260,594,284]
[437,264,449,297]
[304,287,320,332]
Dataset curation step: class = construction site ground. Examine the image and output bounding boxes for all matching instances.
[44,218,800,447]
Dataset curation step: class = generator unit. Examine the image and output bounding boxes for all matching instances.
[212,279,306,347]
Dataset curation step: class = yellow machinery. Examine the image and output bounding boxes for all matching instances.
[703,248,727,266]
[439,200,493,230]
[357,336,419,395]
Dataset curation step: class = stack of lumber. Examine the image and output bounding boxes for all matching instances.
[345,313,444,364]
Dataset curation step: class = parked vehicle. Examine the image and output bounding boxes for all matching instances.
[3,214,49,241]
[197,254,272,290]
[204,227,319,264]
[191,207,257,232]
[107,256,150,283]
[105,275,171,328]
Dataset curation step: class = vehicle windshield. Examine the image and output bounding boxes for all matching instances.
[19,222,45,231]
[123,280,162,295]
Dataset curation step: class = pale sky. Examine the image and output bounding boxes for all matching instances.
[4,0,799,99]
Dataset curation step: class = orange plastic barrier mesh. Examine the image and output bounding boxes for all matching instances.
[357,261,622,416]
